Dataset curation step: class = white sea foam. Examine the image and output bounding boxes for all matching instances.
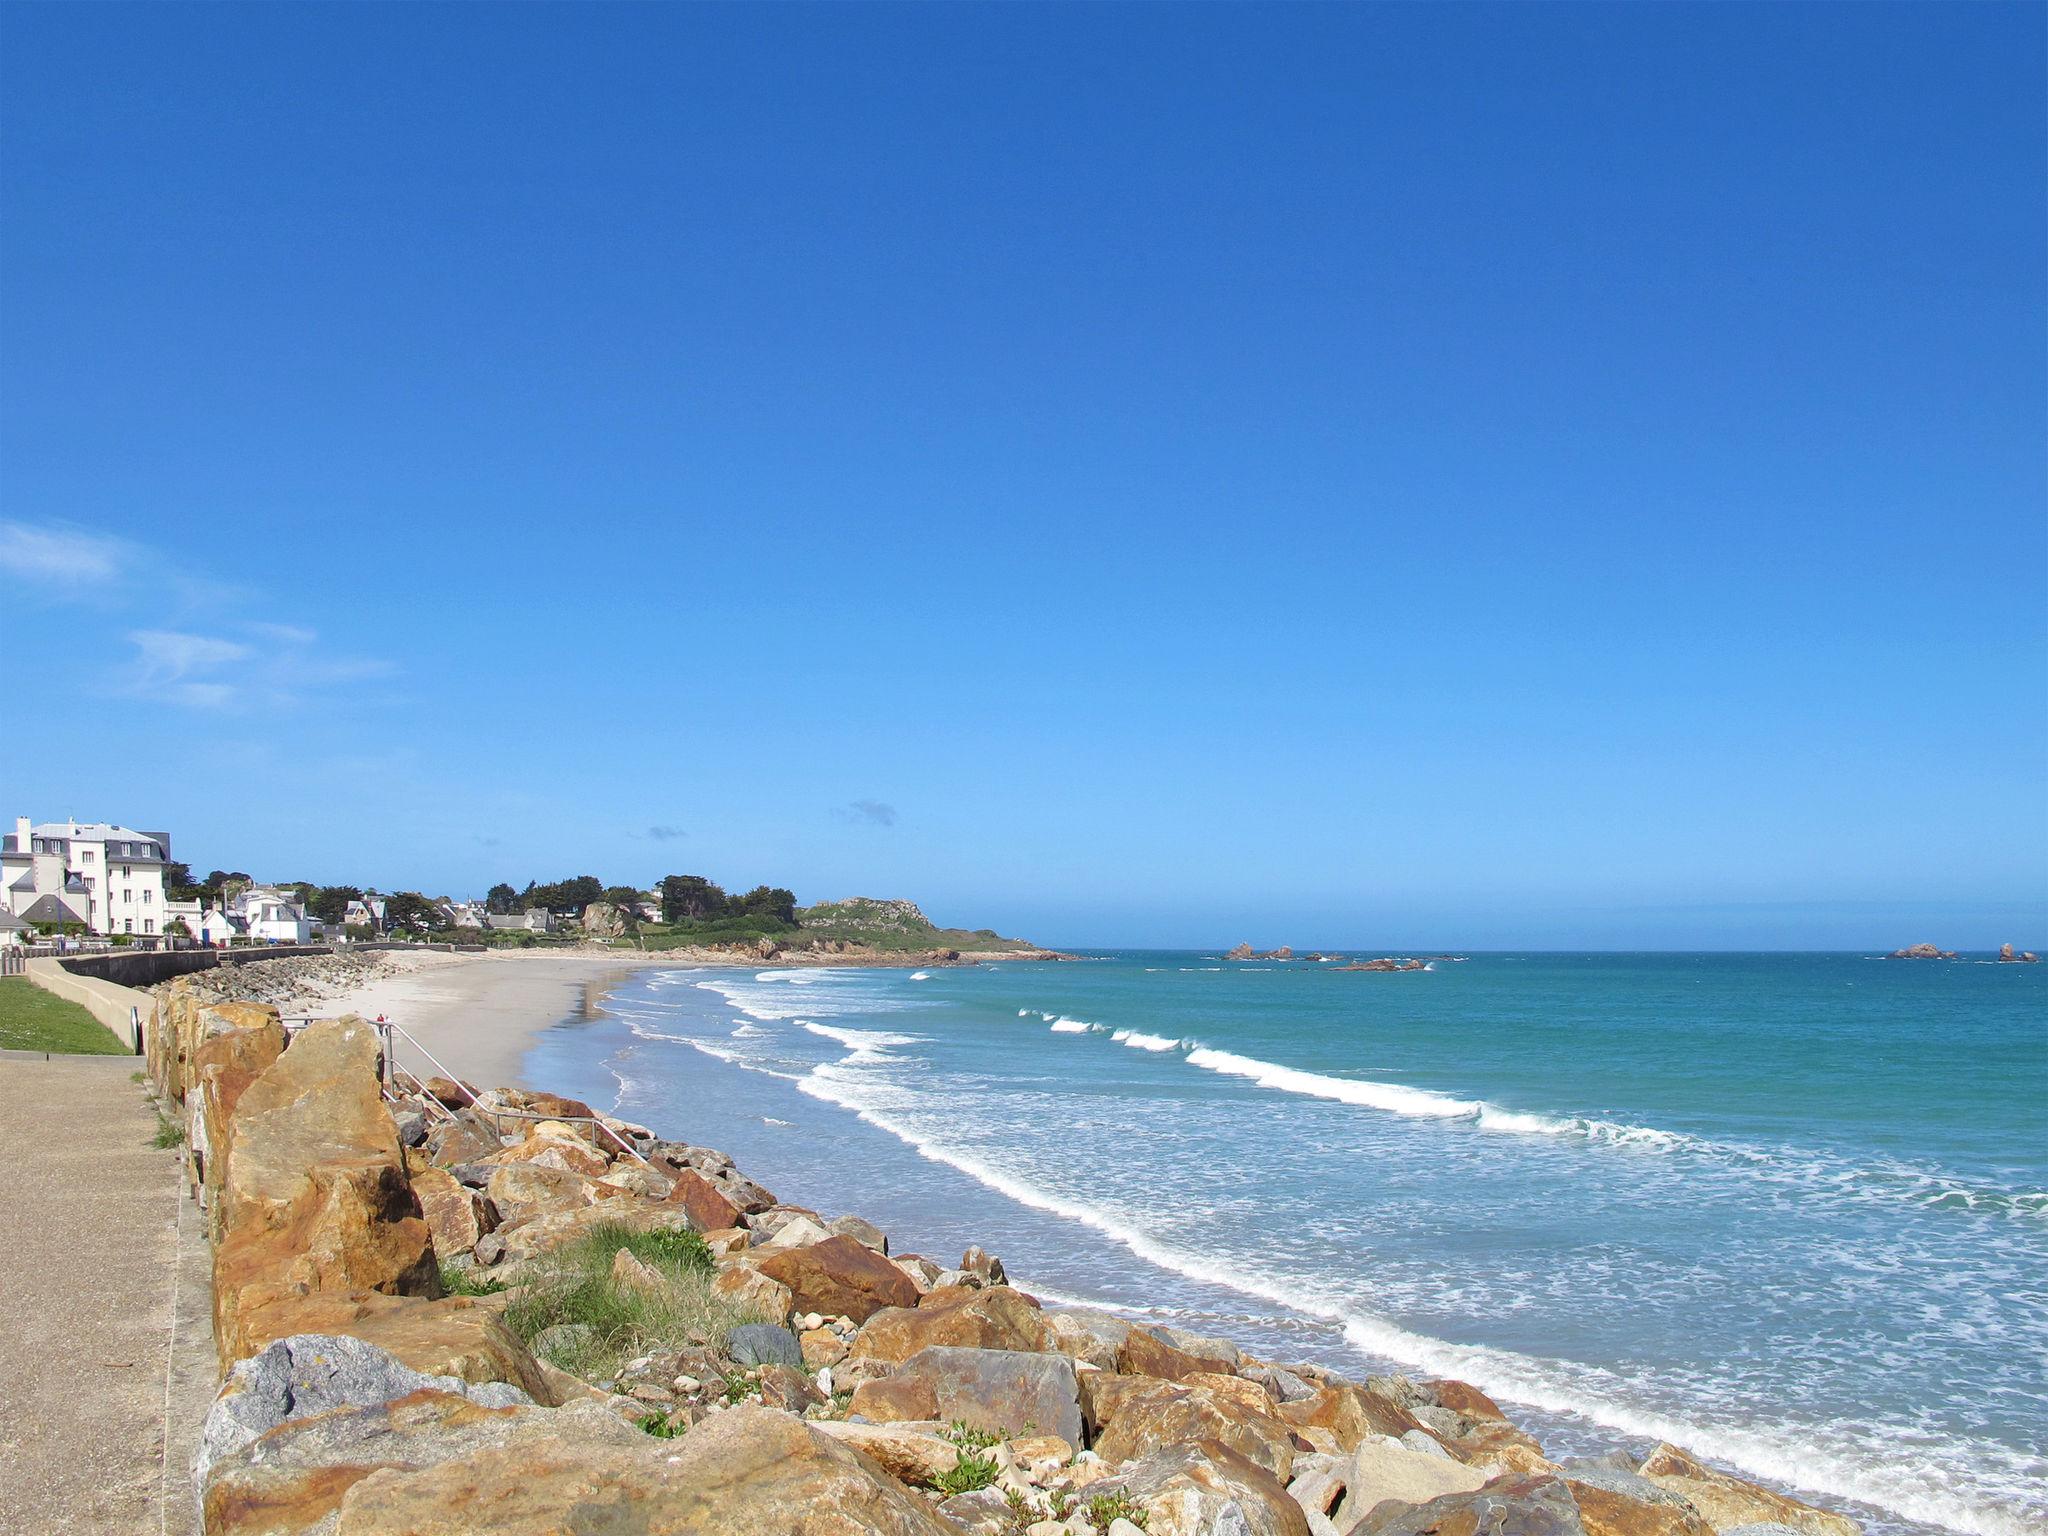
[1112,1028,1184,1052]
[910,971,932,981]
[800,1020,923,1064]
[731,1023,766,1037]
[793,1056,2043,1536]
[1048,1019,1096,1034]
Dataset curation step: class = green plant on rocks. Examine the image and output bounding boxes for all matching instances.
[437,1261,505,1297]
[638,1410,689,1439]
[940,1420,1003,1453]
[932,1443,1001,1497]
[152,1110,186,1149]
[502,1221,754,1381]
[1083,1489,1149,1531]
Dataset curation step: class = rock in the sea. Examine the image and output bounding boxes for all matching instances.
[1352,1471,1587,1536]
[1120,1323,1240,1382]
[756,1232,920,1322]
[1101,1437,1314,1536]
[1568,1477,1718,1536]
[1637,1445,1859,1536]
[726,1321,805,1369]
[830,1213,891,1252]
[851,1284,1049,1363]
[886,1344,1083,1445]
[197,1333,531,1484]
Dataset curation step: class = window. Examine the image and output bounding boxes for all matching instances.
[81,850,94,863]
[144,919,155,934]
[143,890,152,905]
[121,865,131,877]
[124,919,133,934]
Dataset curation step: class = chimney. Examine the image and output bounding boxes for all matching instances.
[12,816,27,855]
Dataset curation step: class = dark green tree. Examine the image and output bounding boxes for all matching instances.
[659,874,728,923]
[307,886,361,925]
[486,882,520,914]
[732,885,797,924]
[383,892,448,934]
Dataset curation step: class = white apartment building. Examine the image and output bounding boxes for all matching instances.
[2,816,172,936]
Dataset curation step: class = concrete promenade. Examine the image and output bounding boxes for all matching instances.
[0,1053,212,1536]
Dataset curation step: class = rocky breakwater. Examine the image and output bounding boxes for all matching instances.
[146,975,1867,1536]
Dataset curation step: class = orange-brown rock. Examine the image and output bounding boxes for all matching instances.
[482,1132,611,1178]
[849,1284,1048,1363]
[1569,1479,1718,1536]
[187,1009,289,1218]
[212,1018,437,1366]
[490,1201,697,1266]
[1277,1382,1425,1452]
[1428,1378,1512,1423]
[411,1166,490,1258]
[231,1291,556,1405]
[1103,1437,1312,1536]
[666,1167,742,1231]
[1119,1323,1236,1381]
[281,1403,960,1535]
[1638,1444,1860,1536]
[1352,1471,1585,1536]
[848,1372,939,1423]
[756,1233,920,1323]
[1086,1373,1299,1481]
[483,1162,627,1227]
[710,1262,795,1324]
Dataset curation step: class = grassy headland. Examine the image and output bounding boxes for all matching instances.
[634,897,1046,956]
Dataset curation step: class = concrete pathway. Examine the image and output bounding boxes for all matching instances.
[0,1053,213,1536]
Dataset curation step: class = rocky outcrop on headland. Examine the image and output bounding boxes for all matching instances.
[145,975,1865,1536]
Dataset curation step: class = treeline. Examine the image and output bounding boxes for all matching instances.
[486,878,645,917]
[656,875,796,926]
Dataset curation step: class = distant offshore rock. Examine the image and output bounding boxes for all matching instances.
[1225,942,1448,971]
[1884,943,1959,960]
[1997,943,2040,963]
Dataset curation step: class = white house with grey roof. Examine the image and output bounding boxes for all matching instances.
[3,816,172,936]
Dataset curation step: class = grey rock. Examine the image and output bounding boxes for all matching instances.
[892,1345,1081,1446]
[726,1322,804,1369]
[1354,1473,1584,1536]
[1045,1306,1132,1370]
[1722,1527,1809,1536]
[937,1486,1024,1534]
[392,1109,429,1147]
[473,1229,507,1265]
[1155,1325,1243,1367]
[1556,1458,1701,1510]
[533,1323,598,1363]
[1399,1428,1455,1459]
[1104,1439,1306,1536]
[960,1245,1007,1285]
[197,1333,530,1484]
[829,1214,890,1254]
[448,1160,496,1189]
[1246,1361,1321,1404]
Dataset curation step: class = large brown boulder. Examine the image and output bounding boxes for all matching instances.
[187,1008,289,1219]
[667,1167,742,1231]
[411,1166,490,1258]
[483,1162,627,1227]
[1568,1479,1717,1536]
[1637,1445,1859,1536]
[1119,1323,1238,1381]
[1352,1471,1586,1536]
[489,1201,699,1267]
[424,1115,499,1168]
[850,1285,1048,1363]
[756,1233,919,1323]
[1333,1437,1490,1529]
[1277,1382,1425,1453]
[232,1293,557,1405]
[212,1018,437,1366]
[297,1402,960,1534]
[886,1345,1083,1445]
[203,1389,640,1536]
[1102,1438,1313,1536]
[1088,1372,1299,1482]
[483,1128,611,1178]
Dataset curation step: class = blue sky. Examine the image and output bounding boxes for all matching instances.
[2,3,2042,949]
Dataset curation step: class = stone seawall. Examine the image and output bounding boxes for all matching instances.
[149,975,1869,1536]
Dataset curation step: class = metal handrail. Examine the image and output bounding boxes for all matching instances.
[283,1012,657,1171]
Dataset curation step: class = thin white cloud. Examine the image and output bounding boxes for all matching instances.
[123,625,389,711]
[0,520,138,582]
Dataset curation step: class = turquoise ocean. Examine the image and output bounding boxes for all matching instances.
[522,952,2046,1536]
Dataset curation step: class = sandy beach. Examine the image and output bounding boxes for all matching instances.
[305,950,669,1090]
